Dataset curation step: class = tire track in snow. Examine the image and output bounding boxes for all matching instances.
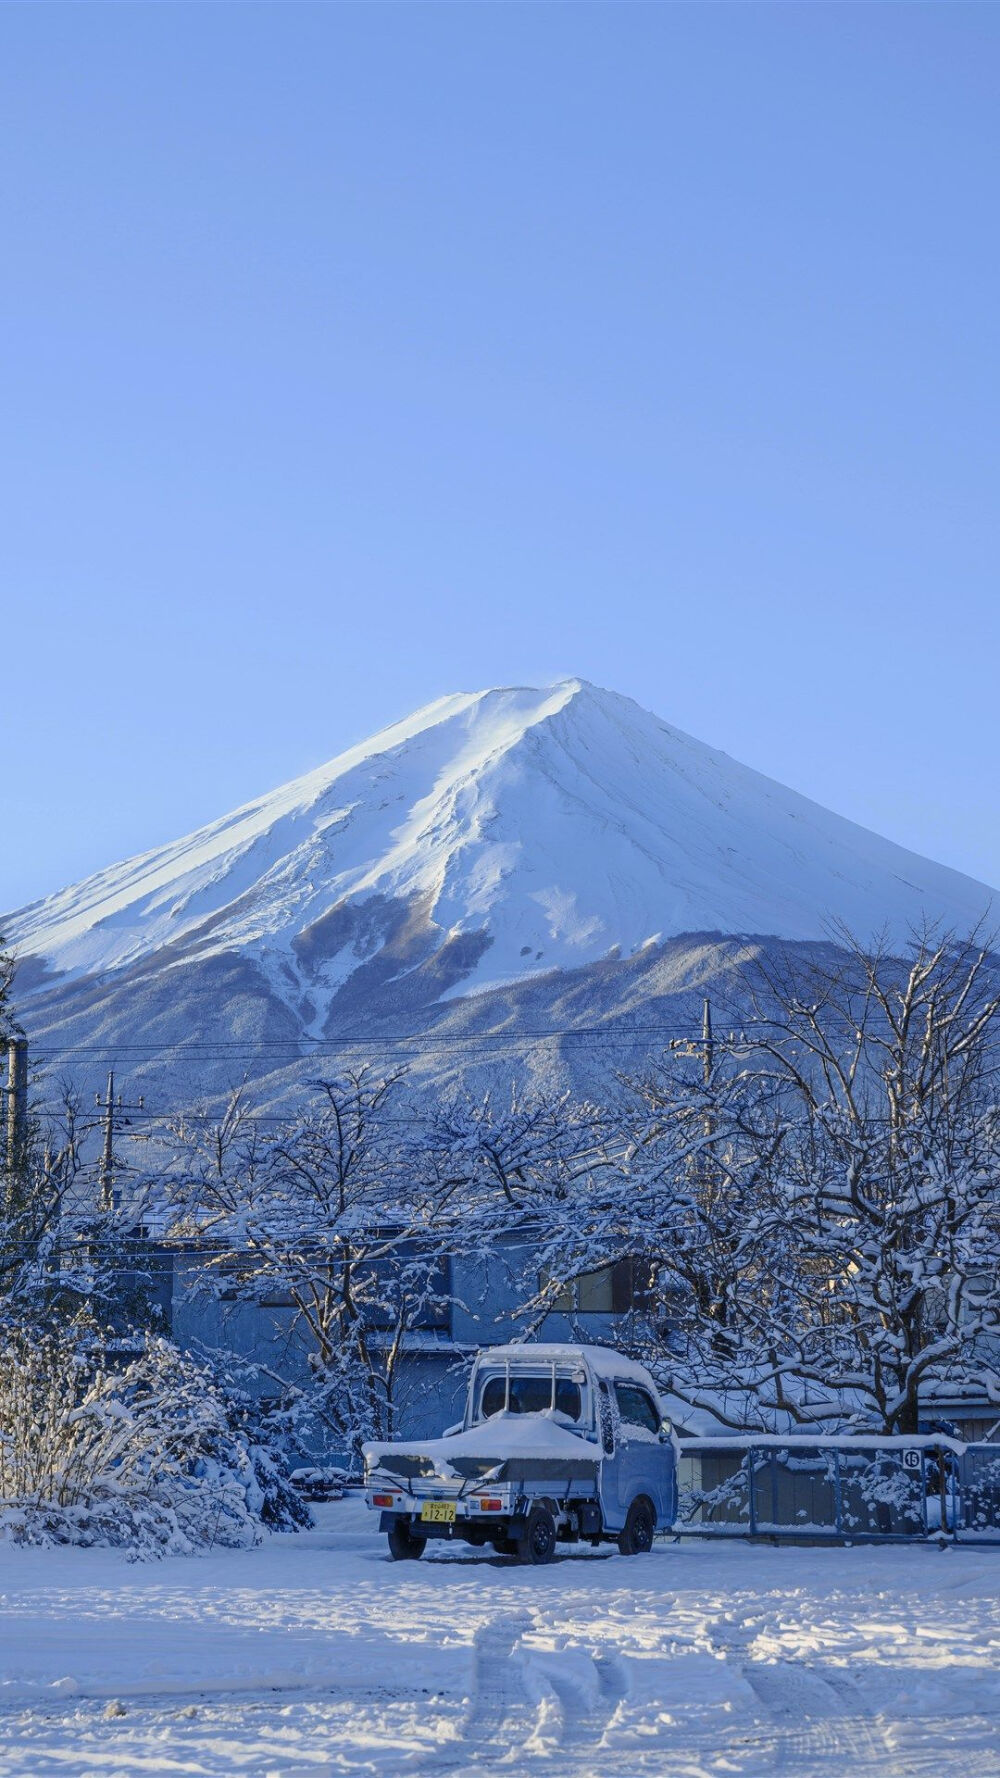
[743,1661,891,1769]
[705,1607,897,1773]
[462,1613,538,1752]
[534,1648,628,1751]
[438,1613,628,1774]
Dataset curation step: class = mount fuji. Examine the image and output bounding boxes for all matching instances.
[5,680,995,1107]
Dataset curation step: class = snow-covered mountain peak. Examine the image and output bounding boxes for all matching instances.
[5,681,995,1029]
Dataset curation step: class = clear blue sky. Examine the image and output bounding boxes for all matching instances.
[2,3,998,911]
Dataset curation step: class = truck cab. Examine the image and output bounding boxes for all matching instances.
[364,1342,677,1563]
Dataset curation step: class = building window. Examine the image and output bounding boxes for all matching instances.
[543,1257,656,1315]
[259,1286,297,1308]
[217,1246,451,1327]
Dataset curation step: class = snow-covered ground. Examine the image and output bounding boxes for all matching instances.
[2,1500,998,1777]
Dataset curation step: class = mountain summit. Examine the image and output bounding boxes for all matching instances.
[7,680,995,1048]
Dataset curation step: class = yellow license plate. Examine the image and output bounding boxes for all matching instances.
[420,1499,457,1524]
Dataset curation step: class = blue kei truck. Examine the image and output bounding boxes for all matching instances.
[364,1342,678,1563]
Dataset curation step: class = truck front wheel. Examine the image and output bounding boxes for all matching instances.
[617,1498,655,1555]
[387,1519,426,1561]
[516,1505,557,1565]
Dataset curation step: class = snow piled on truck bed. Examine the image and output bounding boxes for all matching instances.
[365,1412,600,1470]
[1,1497,999,1776]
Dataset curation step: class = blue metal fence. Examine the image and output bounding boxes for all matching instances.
[676,1436,1000,1545]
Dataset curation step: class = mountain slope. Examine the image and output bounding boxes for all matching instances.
[5,680,995,1103]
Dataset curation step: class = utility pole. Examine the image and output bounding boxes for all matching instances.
[95,1070,144,1213]
[701,996,714,1086]
[3,1035,29,1215]
[669,997,720,1166]
[670,998,715,1084]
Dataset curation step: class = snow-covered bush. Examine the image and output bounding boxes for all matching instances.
[0,1319,309,1555]
[194,1349,312,1533]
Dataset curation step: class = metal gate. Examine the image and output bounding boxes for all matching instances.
[676,1436,1000,1545]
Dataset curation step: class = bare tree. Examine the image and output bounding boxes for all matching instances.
[524,926,1000,1435]
[734,922,1000,1432]
[160,1068,453,1456]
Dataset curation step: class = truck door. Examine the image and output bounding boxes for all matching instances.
[595,1379,624,1531]
[611,1381,674,1527]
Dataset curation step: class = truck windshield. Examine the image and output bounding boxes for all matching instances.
[478,1373,583,1422]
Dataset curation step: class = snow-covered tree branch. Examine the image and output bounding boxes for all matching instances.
[515,926,1000,1434]
[159,1067,456,1458]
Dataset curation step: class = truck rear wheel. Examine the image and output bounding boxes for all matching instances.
[387,1519,426,1561]
[617,1498,655,1555]
[516,1505,557,1565]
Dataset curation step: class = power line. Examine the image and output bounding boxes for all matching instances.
[30,1020,749,1061]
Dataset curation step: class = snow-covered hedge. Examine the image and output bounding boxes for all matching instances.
[0,1321,310,1557]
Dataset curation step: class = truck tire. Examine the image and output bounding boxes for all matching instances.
[617,1498,655,1556]
[387,1519,426,1561]
[516,1504,557,1565]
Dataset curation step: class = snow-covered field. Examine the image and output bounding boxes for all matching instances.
[2,1501,998,1777]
